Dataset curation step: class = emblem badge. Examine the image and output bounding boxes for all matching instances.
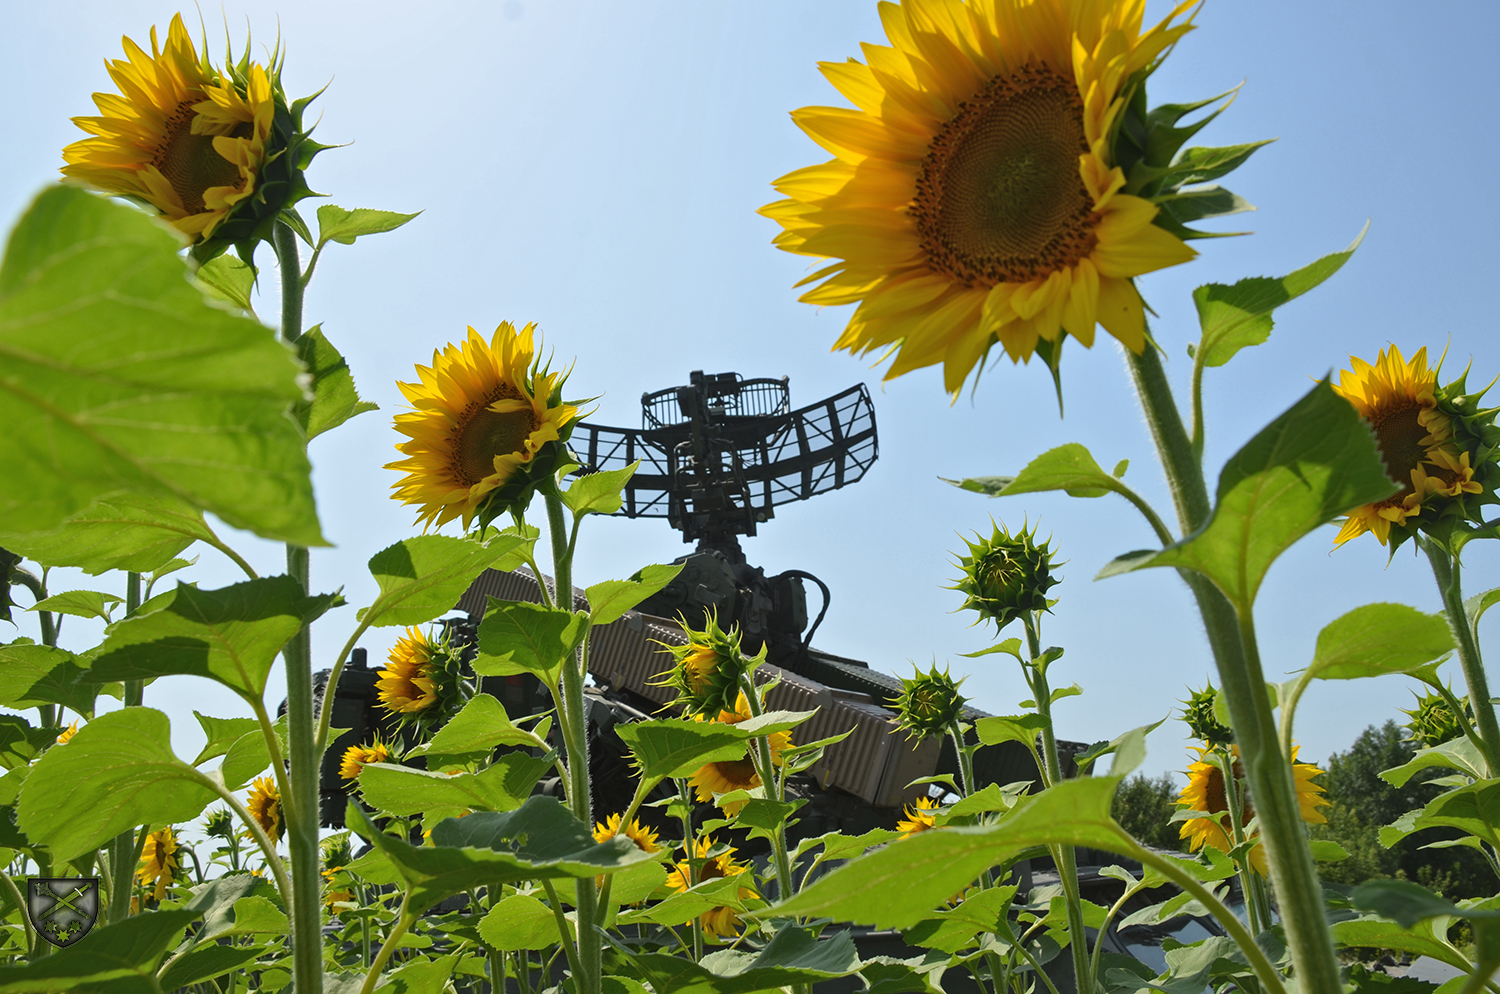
[27,877,99,948]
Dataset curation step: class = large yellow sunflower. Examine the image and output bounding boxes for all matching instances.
[376,628,439,715]
[1332,345,1483,547]
[897,795,942,838]
[665,837,758,940]
[387,322,580,531]
[246,775,283,844]
[136,826,179,902]
[687,693,791,815]
[62,14,273,242]
[339,740,391,781]
[594,813,663,855]
[1177,745,1327,875]
[762,0,1200,394]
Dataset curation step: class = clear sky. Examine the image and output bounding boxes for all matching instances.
[3,1,1498,784]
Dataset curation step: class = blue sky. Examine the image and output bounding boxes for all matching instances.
[3,1,1499,783]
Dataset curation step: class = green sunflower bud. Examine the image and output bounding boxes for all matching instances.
[653,611,760,718]
[1401,690,1471,748]
[320,832,353,871]
[891,664,968,742]
[204,808,236,840]
[951,521,1060,633]
[1180,685,1233,747]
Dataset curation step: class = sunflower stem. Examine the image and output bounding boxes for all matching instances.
[677,778,705,962]
[273,219,324,994]
[1127,342,1342,993]
[1210,747,1266,937]
[105,573,145,925]
[1421,537,1500,776]
[740,674,795,907]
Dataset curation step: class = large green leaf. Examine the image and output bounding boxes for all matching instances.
[356,755,551,816]
[613,872,749,928]
[585,562,684,626]
[612,926,862,994]
[1380,737,1488,788]
[1192,227,1366,368]
[1306,603,1454,680]
[348,796,651,911]
[315,205,420,249]
[775,778,1127,928]
[0,908,198,994]
[1404,780,1500,849]
[190,712,261,767]
[192,253,255,313]
[563,463,638,517]
[0,643,101,717]
[358,535,528,628]
[0,186,322,544]
[950,444,1125,500]
[16,708,216,862]
[86,576,340,699]
[404,693,546,769]
[0,493,211,575]
[292,325,377,441]
[479,894,572,950]
[1332,918,1467,970]
[472,598,588,685]
[30,589,122,622]
[157,945,267,990]
[615,719,760,781]
[1098,381,1395,612]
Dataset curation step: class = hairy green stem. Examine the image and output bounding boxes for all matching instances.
[106,573,145,925]
[540,878,584,983]
[1128,344,1342,993]
[1023,614,1093,994]
[0,872,33,955]
[740,675,795,905]
[273,219,324,994]
[1210,748,1267,936]
[1423,538,1500,776]
[677,778,704,962]
[11,569,57,732]
[359,894,414,994]
[188,767,292,907]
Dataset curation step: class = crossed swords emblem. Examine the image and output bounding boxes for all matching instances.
[29,879,97,946]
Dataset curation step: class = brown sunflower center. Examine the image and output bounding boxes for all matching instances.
[911,64,1098,288]
[153,101,248,215]
[452,387,539,487]
[1367,402,1431,501]
[715,758,759,787]
[1203,761,1254,823]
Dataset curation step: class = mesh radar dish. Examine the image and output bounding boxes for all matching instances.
[571,371,878,559]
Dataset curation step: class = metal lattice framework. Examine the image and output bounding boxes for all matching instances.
[571,378,878,529]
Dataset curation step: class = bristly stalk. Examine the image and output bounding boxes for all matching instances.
[273,220,324,994]
[1421,536,1500,776]
[1127,342,1342,994]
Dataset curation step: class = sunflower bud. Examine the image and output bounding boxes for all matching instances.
[1180,686,1234,747]
[375,627,468,728]
[321,832,353,871]
[1402,690,1470,748]
[952,522,1060,632]
[891,664,968,741]
[653,611,759,718]
[204,808,236,840]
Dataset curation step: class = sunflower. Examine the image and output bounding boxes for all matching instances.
[61,15,274,242]
[376,628,439,715]
[386,322,580,531]
[761,0,1204,395]
[1332,346,1491,547]
[245,775,283,844]
[55,721,79,745]
[653,611,761,718]
[1177,745,1327,875]
[322,866,355,912]
[665,837,758,940]
[339,740,391,781]
[897,795,942,838]
[687,693,791,815]
[136,826,179,902]
[594,813,663,855]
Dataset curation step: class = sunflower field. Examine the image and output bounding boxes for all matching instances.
[2,2,1500,994]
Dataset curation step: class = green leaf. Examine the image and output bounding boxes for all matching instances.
[1353,879,1500,928]
[615,719,752,782]
[179,873,282,944]
[795,827,901,863]
[563,463,639,516]
[472,599,588,685]
[610,925,862,994]
[1162,141,1275,188]
[615,872,752,928]
[0,908,198,993]
[193,252,256,312]
[219,727,274,790]
[974,714,1046,749]
[87,576,340,699]
[1380,737,1488,788]
[775,778,1127,928]
[0,715,62,771]
[1157,185,1255,228]
[190,712,261,767]
[1464,587,1500,630]
[1097,381,1395,612]
[348,795,652,911]
[1306,603,1454,680]
[158,944,266,990]
[315,205,420,248]
[585,563,685,626]
[1332,917,1468,970]
[903,887,1018,954]
[0,493,212,576]
[1404,780,1500,849]
[0,643,100,717]
[1193,226,1366,368]
[357,754,552,816]
[734,797,805,841]
[17,708,214,862]
[954,444,1123,500]
[960,638,1024,662]
[360,534,528,628]
[292,325,377,440]
[30,589,121,622]
[0,186,322,544]
[405,693,546,768]
[478,894,568,950]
